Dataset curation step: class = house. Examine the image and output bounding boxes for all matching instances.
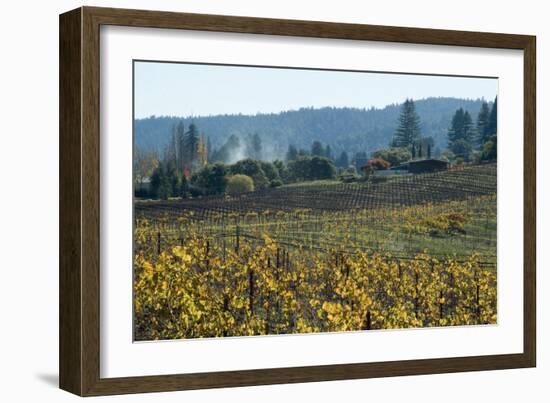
[392,158,449,174]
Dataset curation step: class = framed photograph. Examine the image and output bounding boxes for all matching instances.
[59,6,536,396]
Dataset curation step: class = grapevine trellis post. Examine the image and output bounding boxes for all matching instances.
[248,268,254,315]
[235,225,240,253]
[364,310,372,330]
[157,231,161,256]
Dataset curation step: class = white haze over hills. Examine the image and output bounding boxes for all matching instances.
[134,97,493,161]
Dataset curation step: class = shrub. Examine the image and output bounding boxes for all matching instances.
[191,163,227,195]
[269,179,283,188]
[188,185,204,198]
[366,158,390,170]
[440,150,454,162]
[287,156,336,182]
[230,159,269,189]
[260,161,281,182]
[372,147,411,166]
[480,135,497,161]
[226,174,254,195]
[449,139,473,161]
[273,160,289,183]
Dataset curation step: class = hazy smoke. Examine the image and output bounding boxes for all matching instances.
[221,134,284,164]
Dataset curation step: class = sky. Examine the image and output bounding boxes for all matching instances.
[134,61,498,119]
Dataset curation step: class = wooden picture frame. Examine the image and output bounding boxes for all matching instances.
[59,6,536,396]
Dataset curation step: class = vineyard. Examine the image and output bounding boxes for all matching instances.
[136,163,496,219]
[134,163,497,340]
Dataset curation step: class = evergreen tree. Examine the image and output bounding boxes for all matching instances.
[420,136,435,149]
[336,151,349,168]
[175,121,185,171]
[247,133,263,160]
[416,136,434,159]
[451,139,473,161]
[353,151,368,170]
[207,163,228,194]
[325,144,332,160]
[486,97,498,137]
[192,163,228,195]
[462,111,474,142]
[206,136,212,158]
[150,162,172,200]
[272,160,289,183]
[179,174,189,197]
[259,161,280,182]
[165,125,178,165]
[309,156,336,180]
[311,141,324,156]
[391,99,421,148]
[448,109,464,145]
[287,156,336,181]
[286,144,298,162]
[427,144,432,158]
[448,108,475,145]
[209,134,239,163]
[480,135,497,161]
[150,163,163,198]
[448,108,475,159]
[136,98,493,161]
[185,123,200,167]
[167,162,180,196]
[476,101,491,146]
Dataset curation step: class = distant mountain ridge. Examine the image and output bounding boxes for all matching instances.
[134,97,490,160]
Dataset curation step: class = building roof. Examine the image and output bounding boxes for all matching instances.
[408,158,449,165]
[390,158,449,171]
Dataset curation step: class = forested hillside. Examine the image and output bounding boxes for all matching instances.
[135,97,490,159]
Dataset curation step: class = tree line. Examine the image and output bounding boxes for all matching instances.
[141,155,338,199]
[371,97,498,168]
[135,121,342,199]
[135,98,489,158]
[135,97,498,199]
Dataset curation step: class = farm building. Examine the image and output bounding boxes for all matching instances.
[392,158,449,174]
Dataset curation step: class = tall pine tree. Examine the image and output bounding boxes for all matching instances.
[336,151,349,168]
[311,141,324,156]
[175,121,185,171]
[286,144,298,162]
[247,133,262,160]
[448,108,475,144]
[448,108,475,159]
[476,101,491,146]
[165,124,177,165]
[184,123,200,168]
[486,97,498,137]
[391,99,421,148]
[325,145,332,160]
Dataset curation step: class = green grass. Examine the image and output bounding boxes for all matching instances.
[280,179,343,188]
